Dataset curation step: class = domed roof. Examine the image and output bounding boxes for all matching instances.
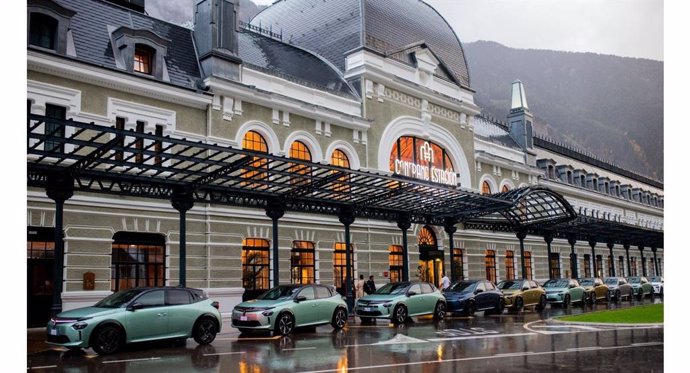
[251,0,471,89]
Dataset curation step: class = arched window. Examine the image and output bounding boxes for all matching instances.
[289,140,312,185]
[482,181,492,195]
[418,226,437,247]
[501,184,510,193]
[242,238,270,292]
[524,251,533,280]
[333,243,353,295]
[388,245,403,283]
[330,149,351,194]
[389,136,456,185]
[29,13,58,50]
[242,131,269,188]
[504,250,515,280]
[291,241,315,285]
[111,232,165,291]
[485,250,496,283]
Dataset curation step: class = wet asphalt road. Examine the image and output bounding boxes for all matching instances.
[27,296,664,372]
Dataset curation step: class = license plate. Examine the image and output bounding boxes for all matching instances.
[240,316,248,321]
[364,307,372,312]
[49,329,58,336]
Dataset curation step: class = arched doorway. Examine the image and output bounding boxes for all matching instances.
[418,226,443,287]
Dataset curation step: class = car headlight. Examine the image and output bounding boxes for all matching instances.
[383,303,393,308]
[72,321,89,330]
[262,310,274,316]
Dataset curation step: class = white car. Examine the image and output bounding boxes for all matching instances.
[649,276,664,296]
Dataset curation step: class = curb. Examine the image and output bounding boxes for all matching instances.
[546,318,663,328]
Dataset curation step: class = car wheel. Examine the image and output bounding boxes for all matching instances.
[636,290,643,300]
[605,291,611,302]
[490,299,505,315]
[393,305,408,324]
[91,325,122,355]
[514,297,524,313]
[331,308,347,330]
[536,295,546,311]
[275,313,295,336]
[466,300,476,316]
[193,318,218,345]
[564,294,571,308]
[581,293,587,305]
[433,302,446,320]
[590,292,597,304]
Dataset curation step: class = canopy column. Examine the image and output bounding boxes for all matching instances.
[624,243,632,276]
[172,188,195,287]
[444,218,458,282]
[517,230,527,279]
[639,245,647,277]
[339,206,356,313]
[652,247,659,276]
[544,233,554,279]
[568,235,578,279]
[265,199,285,287]
[588,239,597,277]
[397,213,412,282]
[607,242,616,277]
[46,173,74,316]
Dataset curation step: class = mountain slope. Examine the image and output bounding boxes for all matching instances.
[463,41,663,181]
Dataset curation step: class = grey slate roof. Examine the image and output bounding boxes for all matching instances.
[53,0,201,89]
[251,0,471,89]
[238,30,359,99]
[473,115,522,150]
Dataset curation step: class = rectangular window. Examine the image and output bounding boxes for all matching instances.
[484,250,496,283]
[291,241,315,285]
[583,254,591,277]
[631,257,637,276]
[595,255,603,277]
[549,253,561,279]
[452,248,463,281]
[242,238,270,291]
[618,256,625,276]
[111,243,165,291]
[134,45,153,74]
[333,243,353,295]
[45,104,66,153]
[504,251,515,280]
[388,245,404,283]
[524,251,533,280]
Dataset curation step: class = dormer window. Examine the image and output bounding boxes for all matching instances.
[27,0,76,55]
[29,13,57,50]
[134,44,154,75]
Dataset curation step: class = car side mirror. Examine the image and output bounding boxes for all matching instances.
[475,289,484,294]
[407,291,417,297]
[294,295,307,303]
[522,287,529,291]
[127,303,144,311]
[569,284,576,289]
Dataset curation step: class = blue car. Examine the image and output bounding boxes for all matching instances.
[443,279,505,316]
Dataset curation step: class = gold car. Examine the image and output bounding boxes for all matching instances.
[497,279,546,312]
[578,277,609,304]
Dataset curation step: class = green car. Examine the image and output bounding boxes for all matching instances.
[627,276,654,299]
[543,278,586,306]
[46,287,222,355]
[231,284,348,335]
[355,281,446,324]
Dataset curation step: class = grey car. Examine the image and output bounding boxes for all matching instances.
[603,277,634,301]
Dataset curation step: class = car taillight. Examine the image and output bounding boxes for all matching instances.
[211,301,220,310]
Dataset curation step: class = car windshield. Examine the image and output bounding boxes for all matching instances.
[628,278,640,284]
[605,278,619,285]
[95,288,147,308]
[649,276,662,282]
[375,283,410,295]
[497,280,522,290]
[258,286,301,300]
[543,279,569,288]
[448,281,476,292]
[579,279,594,286]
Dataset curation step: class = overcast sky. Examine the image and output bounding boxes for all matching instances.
[247,0,664,61]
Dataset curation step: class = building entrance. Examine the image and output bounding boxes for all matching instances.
[418,226,443,288]
[27,227,55,327]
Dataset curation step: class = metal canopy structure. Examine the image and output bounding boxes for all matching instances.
[28,114,517,224]
[490,186,578,228]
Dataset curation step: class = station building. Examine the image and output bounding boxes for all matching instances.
[26,0,663,327]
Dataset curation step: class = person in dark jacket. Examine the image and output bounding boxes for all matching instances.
[364,275,376,294]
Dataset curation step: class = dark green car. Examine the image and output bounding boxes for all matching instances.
[627,276,654,299]
[355,281,446,324]
[46,287,222,355]
[231,284,348,335]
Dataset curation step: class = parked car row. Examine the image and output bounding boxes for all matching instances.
[47,275,663,355]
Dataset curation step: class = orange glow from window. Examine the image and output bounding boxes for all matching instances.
[241,131,269,189]
[418,226,437,247]
[482,181,492,195]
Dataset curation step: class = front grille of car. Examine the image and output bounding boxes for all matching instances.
[233,320,262,327]
[356,310,382,316]
[46,334,71,344]
[235,306,264,312]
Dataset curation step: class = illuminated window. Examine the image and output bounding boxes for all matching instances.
[452,248,464,281]
[524,251,533,280]
[504,250,515,280]
[242,238,270,291]
[29,13,57,50]
[418,226,437,247]
[241,131,269,188]
[485,250,496,283]
[595,255,603,277]
[549,253,561,279]
[583,254,591,277]
[389,245,403,283]
[134,44,154,75]
[111,232,165,291]
[330,149,351,194]
[289,141,312,185]
[333,243,354,295]
[482,181,492,195]
[291,241,315,285]
[501,185,510,193]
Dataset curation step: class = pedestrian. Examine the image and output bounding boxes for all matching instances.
[365,275,376,295]
[440,272,450,292]
[355,274,365,299]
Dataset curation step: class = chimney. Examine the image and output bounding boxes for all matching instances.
[507,80,534,150]
[194,0,242,81]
